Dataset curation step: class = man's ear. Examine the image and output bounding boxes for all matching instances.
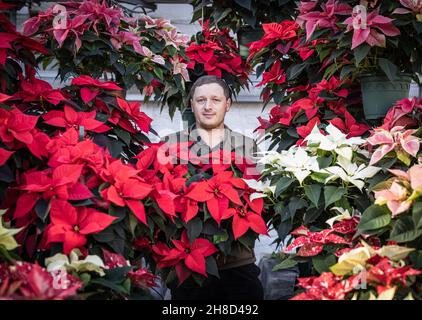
[226,98,232,112]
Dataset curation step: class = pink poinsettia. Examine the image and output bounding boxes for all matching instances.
[394,0,422,15]
[367,126,420,165]
[344,8,401,49]
[374,181,412,216]
[381,97,422,130]
[374,165,422,216]
[297,0,352,41]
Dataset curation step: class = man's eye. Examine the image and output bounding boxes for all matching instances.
[213,99,220,102]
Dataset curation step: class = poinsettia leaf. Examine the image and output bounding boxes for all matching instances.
[186,217,203,242]
[104,266,132,282]
[205,256,220,279]
[275,176,294,198]
[234,0,251,10]
[287,197,307,221]
[35,198,50,222]
[303,207,323,225]
[378,58,398,82]
[324,186,346,209]
[312,254,337,274]
[272,257,298,271]
[90,278,129,295]
[412,201,422,230]
[354,44,371,66]
[389,216,422,243]
[0,165,14,182]
[357,205,391,235]
[286,63,306,81]
[304,184,322,208]
[277,219,293,241]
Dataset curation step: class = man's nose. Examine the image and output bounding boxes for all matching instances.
[203,99,213,110]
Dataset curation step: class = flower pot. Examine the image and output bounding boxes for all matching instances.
[360,74,412,120]
[237,28,264,58]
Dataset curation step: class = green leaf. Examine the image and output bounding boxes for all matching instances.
[312,254,337,274]
[354,44,371,66]
[90,278,129,295]
[389,216,422,243]
[304,207,323,225]
[35,198,51,222]
[378,58,398,82]
[205,256,220,278]
[274,177,294,198]
[304,184,322,208]
[186,217,203,242]
[286,63,306,81]
[310,172,330,184]
[324,186,346,209]
[358,205,391,234]
[213,230,229,244]
[413,201,422,229]
[340,65,354,80]
[234,0,251,10]
[272,258,298,271]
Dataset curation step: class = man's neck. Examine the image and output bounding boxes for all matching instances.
[195,124,226,149]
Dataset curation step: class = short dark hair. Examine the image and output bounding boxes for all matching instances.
[188,75,232,101]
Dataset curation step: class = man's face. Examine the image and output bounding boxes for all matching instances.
[191,83,231,130]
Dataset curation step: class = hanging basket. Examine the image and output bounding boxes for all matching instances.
[360,74,412,120]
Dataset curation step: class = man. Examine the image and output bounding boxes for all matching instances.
[162,75,264,300]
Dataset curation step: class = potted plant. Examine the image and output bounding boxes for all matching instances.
[295,0,422,119]
[23,0,191,118]
[191,0,297,58]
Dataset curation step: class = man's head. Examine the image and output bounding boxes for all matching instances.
[189,75,232,130]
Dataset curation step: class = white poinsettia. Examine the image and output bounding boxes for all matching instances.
[326,207,360,228]
[45,249,107,276]
[269,146,320,185]
[305,123,366,161]
[243,178,276,200]
[322,156,381,190]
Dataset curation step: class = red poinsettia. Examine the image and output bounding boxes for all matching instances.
[222,204,268,240]
[186,171,243,224]
[291,271,358,300]
[116,97,152,133]
[248,21,299,59]
[128,268,158,289]
[0,262,83,300]
[100,160,152,225]
[0,106,39,147]
[329,110,370,138]
[71,75,122,103]
[46,200,116,254]
[256,60,286,87]
[14,78,65,106]
[367,258,422,293]
[15,164,92,219]
[284,225,350,257]
[42,105,110,133]
[152,230,218,284]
